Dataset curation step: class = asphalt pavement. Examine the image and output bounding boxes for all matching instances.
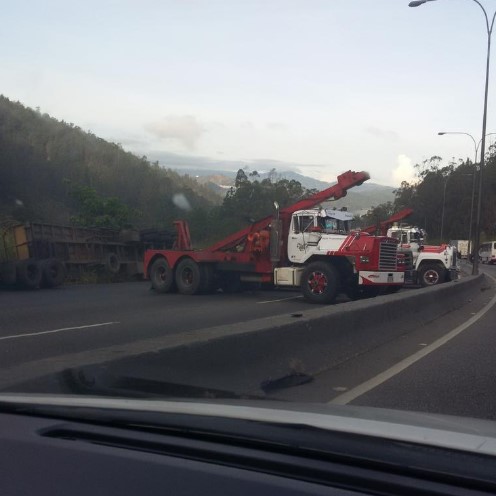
[2,264,496,421]
[349,263,496,419]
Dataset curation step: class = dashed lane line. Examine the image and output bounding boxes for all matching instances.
[0,322,120,342]
[257,295,303,304]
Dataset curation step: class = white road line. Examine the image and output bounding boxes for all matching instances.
[329,275,496,405]
[0,322,120,342]
[257,295,303,304]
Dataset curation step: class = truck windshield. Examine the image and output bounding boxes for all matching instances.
[321,217,350,234]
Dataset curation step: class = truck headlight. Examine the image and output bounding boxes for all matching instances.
[360,255,370,264]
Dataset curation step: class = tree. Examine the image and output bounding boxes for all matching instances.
[68,184,136,229]
[234,168,249,187]
[357,202,395,230]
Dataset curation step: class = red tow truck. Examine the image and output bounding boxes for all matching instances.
[362,209,458,287]
[144,170,404,303]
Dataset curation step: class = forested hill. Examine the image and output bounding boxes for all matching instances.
[0,96,220,229]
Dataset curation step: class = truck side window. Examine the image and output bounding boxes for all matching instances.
[294,216,314,233]
[300,216,315,232]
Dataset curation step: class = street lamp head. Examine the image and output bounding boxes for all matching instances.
[438,132,446,135]
[409,0,437,6]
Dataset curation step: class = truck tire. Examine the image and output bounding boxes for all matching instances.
[418,264,445,287]
[175,258,202,295]
[41,259,65,288]
[16,260,42,289]
[150,258,175,293]
[105,252,121,274]
[301,261,339,304]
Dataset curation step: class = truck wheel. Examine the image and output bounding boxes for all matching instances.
[105,253,121,274]
[150,258,175,293]
[16,260,42,289]
[418,264,445,287]
[41,259,65,288]
[301,261,338,304]
[175,258,202,295]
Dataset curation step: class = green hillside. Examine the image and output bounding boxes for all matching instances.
[0,96,220,230]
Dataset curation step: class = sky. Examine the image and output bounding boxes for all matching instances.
[2,0,496,187]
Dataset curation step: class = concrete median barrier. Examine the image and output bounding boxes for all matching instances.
[45,274,488,399]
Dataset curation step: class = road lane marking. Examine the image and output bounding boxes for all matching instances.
[257,295,303,304]
[329,275,496,405]
[0,307,329,389]
[0,322,120,341]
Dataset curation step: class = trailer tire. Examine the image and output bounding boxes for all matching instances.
[301,261,338,304]
[16,260,42,289]
[418,263,445,287]
[41,259,65,288]
[105,253,121,274]
[176,258,202,295]
[150,258,175,293]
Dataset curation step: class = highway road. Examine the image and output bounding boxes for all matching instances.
[0,282,351,387]
[0,283,333,369]
[1,262,496,421]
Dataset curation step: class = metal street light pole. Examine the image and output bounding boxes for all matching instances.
[438,132,496,257]
[410,0,496,275]
[438,132,477,255]
[440,174,451,242]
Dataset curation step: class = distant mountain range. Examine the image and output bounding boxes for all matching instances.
[173,168,395,215]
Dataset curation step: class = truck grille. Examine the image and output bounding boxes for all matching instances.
[379,241,398,270]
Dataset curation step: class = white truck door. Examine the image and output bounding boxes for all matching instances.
[287,214,316,264]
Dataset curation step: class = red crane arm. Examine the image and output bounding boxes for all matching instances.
[279,170,369,214]
[362,208,414,235]
[207,170,370,252]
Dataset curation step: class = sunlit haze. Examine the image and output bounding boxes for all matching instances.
[3,0,496,186]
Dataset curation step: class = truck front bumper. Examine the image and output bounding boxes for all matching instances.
[359,271,404,286]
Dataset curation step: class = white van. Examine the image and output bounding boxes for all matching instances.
[479,241,496,264]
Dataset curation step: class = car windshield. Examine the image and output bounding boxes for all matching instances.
[2,0,496,440]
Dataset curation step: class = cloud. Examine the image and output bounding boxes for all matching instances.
[392,154,416,185]
[365,126,400,142]
[144,115,205,150]
[267,122,288,131]
[240,121,255,131]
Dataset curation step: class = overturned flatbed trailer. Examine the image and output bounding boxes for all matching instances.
[0,222,174,289]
